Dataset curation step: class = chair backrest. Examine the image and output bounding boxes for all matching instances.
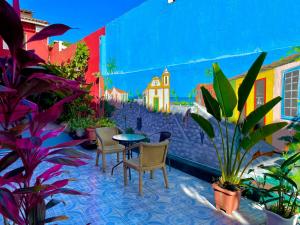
[96,127,118,147]
[159,131,171,142]
[139,140,169,167]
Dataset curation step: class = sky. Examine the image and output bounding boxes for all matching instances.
[13,0,146,43]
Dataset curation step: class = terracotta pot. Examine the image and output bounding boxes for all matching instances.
[212,182,241,215]
[265,209,299,225]
[86,127,96,141]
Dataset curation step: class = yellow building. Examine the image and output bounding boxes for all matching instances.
[230,54,300,147]
[144,68,170,112]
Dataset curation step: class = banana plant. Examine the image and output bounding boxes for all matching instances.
[192,52,288,188]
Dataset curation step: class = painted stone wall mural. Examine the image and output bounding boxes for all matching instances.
[100,0,300,169]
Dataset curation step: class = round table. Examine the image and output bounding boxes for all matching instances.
[111,134,146,176]
[112,134,146,143]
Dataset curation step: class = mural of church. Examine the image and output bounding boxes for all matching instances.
[144,68,170,112]
[105,87,129,102]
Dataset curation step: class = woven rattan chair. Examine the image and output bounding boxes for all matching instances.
[95,127,125,172]
[123,140,169,195]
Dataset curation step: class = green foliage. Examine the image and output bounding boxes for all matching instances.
[125,127,135,134]
[46,42,89,81]
[107,58,117,74]
[95,117,116,128]
[237,52,266,112]
[171,101,193,106]
[104,100,116,117]
[213,63,237,117]
[69,117,94,131]
[191,52,288,187]
[30,42,90,111]
[247,153,300,218]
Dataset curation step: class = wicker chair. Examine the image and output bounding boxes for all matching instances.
[95,127,125,172]
[123,140,169,195]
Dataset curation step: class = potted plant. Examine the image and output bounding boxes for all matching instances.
[191,52,287,214]
[0,1,90,224]
[69,117,94,137]
[246,152,300,225]
[86,117,116,141]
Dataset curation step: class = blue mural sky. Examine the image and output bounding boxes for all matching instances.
[105,47,295,100]
[9,0,146,42]
[103,0,300,99]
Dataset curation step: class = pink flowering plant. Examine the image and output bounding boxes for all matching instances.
[0,1,91,224]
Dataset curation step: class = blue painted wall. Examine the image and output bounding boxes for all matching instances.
[102,0,300,98]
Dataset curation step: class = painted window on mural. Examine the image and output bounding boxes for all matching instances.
[283,70,299,118]
[254,79,266,126]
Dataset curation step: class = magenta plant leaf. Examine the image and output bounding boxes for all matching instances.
[12,0,20,17]
[47,139,88,150]
[45,156,88,167]
[0,151,19,172]
[0,85,16,93]
[16,49,45,67]
[0,0,24,54]
[27,24,71,43]
[30,94,80,136]
[37,165,63,183]
[49,148,92,159]
[43,215,69,223]
[46,199,65,210]
[44,188,84,198]
[0,188,24,225]
[41,126,65,141]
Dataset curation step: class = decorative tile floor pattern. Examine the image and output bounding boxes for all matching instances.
[36,132,266,225]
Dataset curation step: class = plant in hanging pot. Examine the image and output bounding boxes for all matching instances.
[191,52,288,214]
[247,152,300,225]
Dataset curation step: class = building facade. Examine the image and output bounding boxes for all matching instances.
[105,87,128,102]
[0,10,48,59]
[144,69,170,112]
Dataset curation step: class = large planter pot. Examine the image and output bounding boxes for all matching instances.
[86,127,96,141]
[265,209,299,225]
[212,183,241,215]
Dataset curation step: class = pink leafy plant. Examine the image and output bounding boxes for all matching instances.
[0,1,91,224]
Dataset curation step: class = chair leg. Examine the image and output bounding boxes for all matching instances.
[162,167,169,189]
[102,153,106,172]
[139,171,143,196]
[123,165,128,186]
[95,151,100,166]
[117,152,120,163]
[150,170,154,179]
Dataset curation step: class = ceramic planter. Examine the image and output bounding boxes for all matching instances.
[86,127,96,141]
[265,209,299,225]
[212,182,241,215]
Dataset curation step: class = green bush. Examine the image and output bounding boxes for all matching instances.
[69,117,94,131]
[95,117,116,128]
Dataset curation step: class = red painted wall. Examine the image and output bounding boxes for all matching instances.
[0,22,49,60]
[23,23,48,60]
[49,27,106,102]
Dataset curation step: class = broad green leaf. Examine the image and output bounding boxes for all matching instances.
[261,166,282,175]
[241,122,287,150]
[191,113,215,138]
[242,97,281,134]
[238,52,267,111]
[201,86,221,121]
[281,152,300,169]
[212,63,237,117]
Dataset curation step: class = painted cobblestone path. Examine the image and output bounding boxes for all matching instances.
[35,131,267,225]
